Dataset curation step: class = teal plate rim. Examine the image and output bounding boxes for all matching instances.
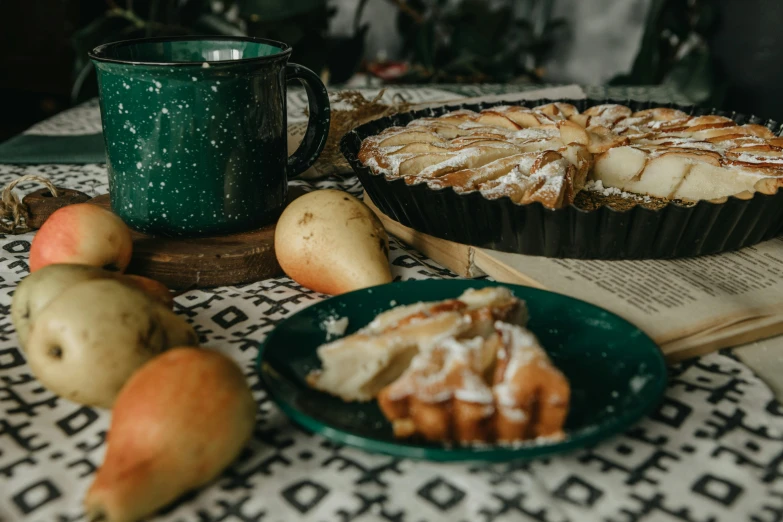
[256,279,669,462]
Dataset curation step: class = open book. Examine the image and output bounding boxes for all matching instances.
[367,196,783,363]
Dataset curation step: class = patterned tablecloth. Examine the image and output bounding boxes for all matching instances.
[2,85,783,522]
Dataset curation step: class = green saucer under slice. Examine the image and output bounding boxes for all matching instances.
[257,279,667,462]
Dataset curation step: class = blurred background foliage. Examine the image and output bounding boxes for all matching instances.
[71,0,723,107]
[609,0,725,107]
[71,0,364,102]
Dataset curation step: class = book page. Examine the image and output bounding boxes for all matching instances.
[482,237,783,344]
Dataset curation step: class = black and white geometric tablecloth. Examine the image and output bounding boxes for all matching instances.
[2,86,783,522]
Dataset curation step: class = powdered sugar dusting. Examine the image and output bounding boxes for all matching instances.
[736,152,783,165]
[405,336,495,404]
[585,180,654,203]
[417,147,482,178]
[322,315,349,341]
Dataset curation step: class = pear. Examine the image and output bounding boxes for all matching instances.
[120,274,174,309]
[275,189,392,295]
[84,348,256,522]
[25,279,197,408]
[12,264,115,350]
[12,265,176,350]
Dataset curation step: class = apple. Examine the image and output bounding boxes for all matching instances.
[29,203,133,273]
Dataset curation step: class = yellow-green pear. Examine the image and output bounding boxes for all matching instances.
[275,189,392,295]
[25,279,197,408]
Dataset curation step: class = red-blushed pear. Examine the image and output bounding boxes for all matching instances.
[84,348,256,522]
[120,275,174,309]
[29,203,133,273]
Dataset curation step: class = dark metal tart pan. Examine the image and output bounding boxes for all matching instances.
[340,98,783,259]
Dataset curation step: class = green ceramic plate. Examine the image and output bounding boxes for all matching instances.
[257,280,667,462]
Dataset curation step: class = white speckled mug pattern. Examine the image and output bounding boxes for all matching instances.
[90,36,330,237]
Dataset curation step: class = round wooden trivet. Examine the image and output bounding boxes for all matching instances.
[19,187,92,230]
[23,187,305,290]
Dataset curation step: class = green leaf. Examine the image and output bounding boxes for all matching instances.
[415,19,436,71]
[658,0,691,40]
[663,46,715,104]
[353,0,370,32]
[71,14,138,78]
[70,61,95,105]
[612,0,668,84]
[446,0,513,60]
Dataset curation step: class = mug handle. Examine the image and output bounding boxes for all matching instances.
[286,63,331,177]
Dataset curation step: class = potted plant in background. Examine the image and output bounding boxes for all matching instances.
[609,0,725,108]
[367,0,567,85]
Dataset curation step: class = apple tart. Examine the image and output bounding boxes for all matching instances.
[357,102,783,209]
[306,287,570,445]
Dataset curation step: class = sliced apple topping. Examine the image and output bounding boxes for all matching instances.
[631,107,689,122]
[479,151,576,208]
[744,124,776,138]
[592,146,647,188]
[496,106,556,128]
[568,113,592,128]
[397,153,456,177]
[389,142,447,155]
[400,147,520,179]
[558,144,592,190]
[359,101,783,206]
[451,140,519,152]
[557,120,590,146]
[586,126,630,153]
[379,131,447,147]
[631,151,723,199]
[429,154,535,192]
[584,104,633,124]
[476,112,522,130]
[537,102,579,119]
[676,161,764,200]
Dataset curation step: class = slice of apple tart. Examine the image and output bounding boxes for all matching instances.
[306,287,570,446]
[306,287,527,402]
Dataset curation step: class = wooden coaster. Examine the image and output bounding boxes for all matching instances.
[23,188,304,290]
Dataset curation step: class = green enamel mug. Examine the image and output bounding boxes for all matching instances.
[89,36,330,237]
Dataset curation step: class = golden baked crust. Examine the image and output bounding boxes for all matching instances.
[377,322,569,445]
[357,102,783,208]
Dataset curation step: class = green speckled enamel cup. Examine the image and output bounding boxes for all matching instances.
[89,36,330,237]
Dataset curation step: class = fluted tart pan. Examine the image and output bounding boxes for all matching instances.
[340,98,783,259]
